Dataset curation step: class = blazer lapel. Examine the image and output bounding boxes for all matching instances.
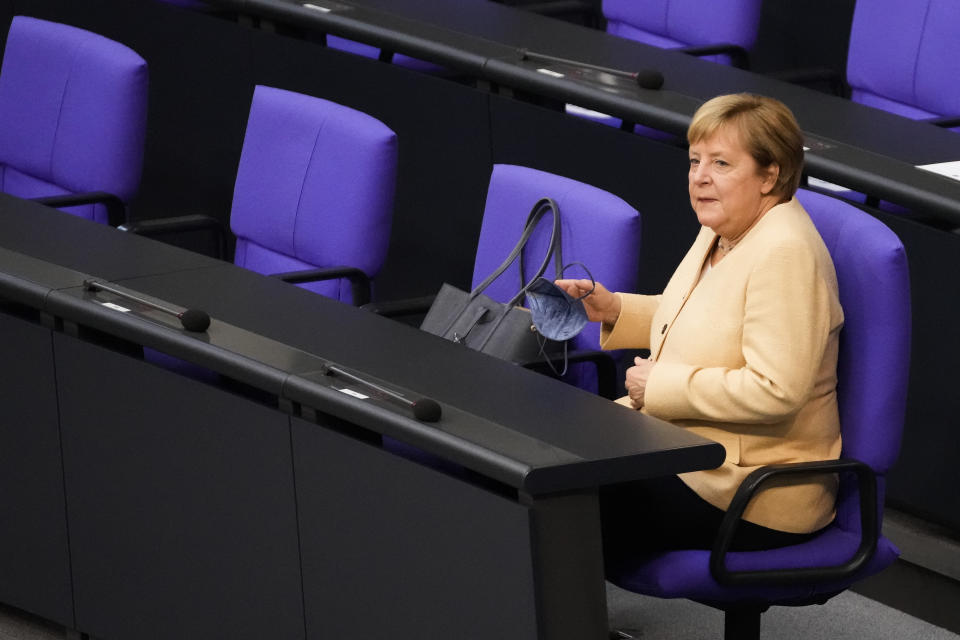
[651,228,717,360]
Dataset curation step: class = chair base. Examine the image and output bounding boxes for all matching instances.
[724,607,764,640]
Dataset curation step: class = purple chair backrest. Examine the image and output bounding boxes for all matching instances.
[0,16,148,223]
[472,164,641,355]
[796,189,911,532]
[230,85,398,303]
[847,0,960,120]
[602,0,762,56]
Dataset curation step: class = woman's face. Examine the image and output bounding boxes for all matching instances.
[688,125,779,239]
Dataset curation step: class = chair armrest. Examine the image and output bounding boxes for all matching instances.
[521,348,619,399]
[30,191,127,227]
[118,214,228,260]
[766,67,848,97]
[361,294,437,318]
[271,266,371,307]
[710,458,878,586]
[922,114,960,128]
[673,43,749,69]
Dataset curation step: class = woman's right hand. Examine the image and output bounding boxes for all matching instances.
[554,279,621,325]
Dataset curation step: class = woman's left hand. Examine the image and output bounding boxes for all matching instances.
[625,356,655,409]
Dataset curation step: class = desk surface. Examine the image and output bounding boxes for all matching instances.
[211,0,960,225]
[0,193,724,495]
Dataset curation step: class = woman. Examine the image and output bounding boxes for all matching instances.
[558,93,843,551]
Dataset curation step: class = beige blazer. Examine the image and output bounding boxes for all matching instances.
[601,198,843,533]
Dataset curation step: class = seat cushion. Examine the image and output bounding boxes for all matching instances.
[230,85,398,291]
[0,164,106,223]
[234,238,350,301]
[608,529,900,605]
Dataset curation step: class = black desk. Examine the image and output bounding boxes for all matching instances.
[200,0,960,226]
[0,194,723,639]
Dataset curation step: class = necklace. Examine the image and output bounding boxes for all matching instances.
[717,237,737,254]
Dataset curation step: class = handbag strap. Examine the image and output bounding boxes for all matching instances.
[517,202,563,303]
[469,197,563,306]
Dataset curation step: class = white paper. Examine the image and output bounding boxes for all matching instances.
[565,103,613,119]
[302,3,332,12]
[806,176,851,193]
[536,68,564,78]
[101,302,130,312]
[917,160,960,181]
[337,388,369,400]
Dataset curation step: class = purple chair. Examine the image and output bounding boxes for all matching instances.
[229,85,397,304]
[368,163,640,397]
[374,164,639,473]
[472,164,641,396]
[125,85,398,305]
[602,0,762,68]
[567,0,762,134]
[0,16,148,225]
[847,0,960,130]
[605,188,911,639]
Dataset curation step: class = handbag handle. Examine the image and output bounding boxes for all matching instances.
[469,198,562,306]
[517,203,563,301]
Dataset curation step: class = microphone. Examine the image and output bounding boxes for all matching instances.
[634,69,666,91]
[323,364,442,422]
[519,49,664,90]
[83,279,211,333]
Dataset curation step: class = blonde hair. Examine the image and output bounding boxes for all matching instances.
[688,94,804,199]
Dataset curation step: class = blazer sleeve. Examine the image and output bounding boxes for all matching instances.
[600,292,662,351]
[644,240,839,424]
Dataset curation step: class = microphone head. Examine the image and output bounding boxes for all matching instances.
[411,398,442,422]
[635,69,664,90]
[179,308,211,332]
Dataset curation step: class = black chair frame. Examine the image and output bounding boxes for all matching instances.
[121,214,372,305]
[31,191,128,227]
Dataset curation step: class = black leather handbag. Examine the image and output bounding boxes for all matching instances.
[420,198,565,364]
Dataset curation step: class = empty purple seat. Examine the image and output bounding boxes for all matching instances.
[603,0,762,67]
[131,84,397,381]
[228,85,398,304]
[124,85,397,304]
[606,188,911,639]
[847,0,960,126]
[0,16,148,225]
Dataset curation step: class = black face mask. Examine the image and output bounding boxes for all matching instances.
[525,263,595,341]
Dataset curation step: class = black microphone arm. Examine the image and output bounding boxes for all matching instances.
[518,48,664,89]
[322,363,442,423]
[83,279,211,333]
